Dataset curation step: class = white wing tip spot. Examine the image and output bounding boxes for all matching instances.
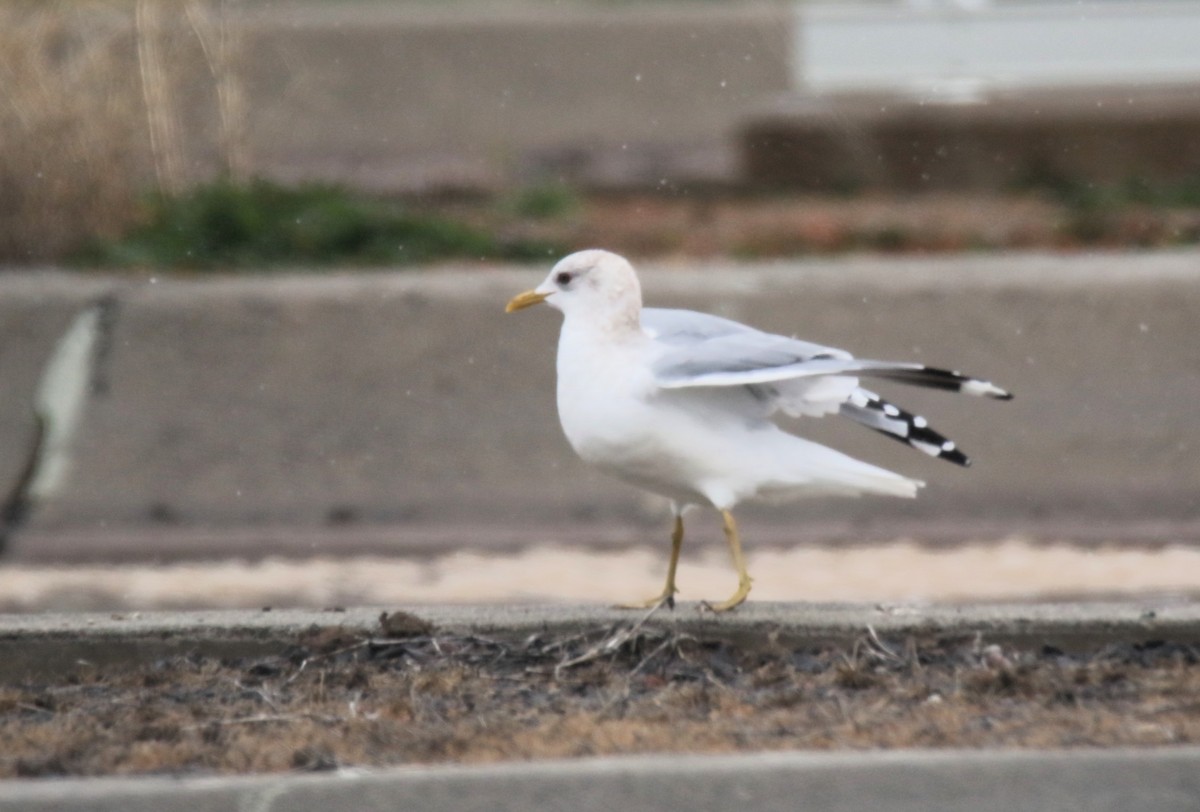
[962,379,1008,398]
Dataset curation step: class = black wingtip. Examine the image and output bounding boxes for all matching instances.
[841,392,977,469]
[942,446,971,467]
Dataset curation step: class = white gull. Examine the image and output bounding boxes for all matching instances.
[506,249,1011,611]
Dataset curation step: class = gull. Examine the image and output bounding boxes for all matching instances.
[506,250,1012,611]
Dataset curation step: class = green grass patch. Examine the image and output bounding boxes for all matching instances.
[74,179,562,270]
[500,180,581,220]
[1025,172,1200,212]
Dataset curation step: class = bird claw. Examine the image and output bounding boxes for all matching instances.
[616,591,676,611]
[699,579,752,613]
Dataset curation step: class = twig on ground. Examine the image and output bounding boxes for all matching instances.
[286,636,432,685]
[630,632,688,678]
[184,712,341,730]
[864,625,904,664]
[554,602,665,677]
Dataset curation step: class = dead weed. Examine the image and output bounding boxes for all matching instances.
[2,617,1198,778]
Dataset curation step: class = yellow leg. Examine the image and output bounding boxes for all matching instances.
[705,509,753,612]
[619,513,684,609]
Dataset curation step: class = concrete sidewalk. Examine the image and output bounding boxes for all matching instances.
[3,542,1199,613]
[4,747,1199,812]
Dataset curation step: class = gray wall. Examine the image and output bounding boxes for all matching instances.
[29,1,1200,194]
[176,2,793,190]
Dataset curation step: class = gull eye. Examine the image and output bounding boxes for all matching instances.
[555,271,573,287]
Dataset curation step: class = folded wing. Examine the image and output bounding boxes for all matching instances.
[642,307,1011,466]
[647,308,1010,399]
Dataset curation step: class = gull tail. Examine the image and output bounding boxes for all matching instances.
[840,389,971,467]
[766,431,924,501]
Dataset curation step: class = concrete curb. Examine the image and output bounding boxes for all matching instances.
[3,744,1198,812]
[2,600,1198,681]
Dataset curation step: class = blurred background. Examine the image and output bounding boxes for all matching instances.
[2,0,1199,611]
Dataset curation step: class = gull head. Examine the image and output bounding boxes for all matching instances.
[506,249,643,329]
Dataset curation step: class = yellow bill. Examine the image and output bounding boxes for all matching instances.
[505,289,550,313]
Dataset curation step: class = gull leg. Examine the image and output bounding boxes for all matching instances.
[705,509,753,612]
[618,513,684,610]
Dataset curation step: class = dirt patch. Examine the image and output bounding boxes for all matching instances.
[2,610,1197,779]
[451,191,1200,259]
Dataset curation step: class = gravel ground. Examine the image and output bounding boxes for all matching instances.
[3,609,1198,779]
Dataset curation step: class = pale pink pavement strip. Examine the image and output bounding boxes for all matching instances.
[2,538,1198,612]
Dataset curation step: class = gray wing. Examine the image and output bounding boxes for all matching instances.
[645,307,1010,399]
[643,307,860,419]
[641,307,1011,467]
[643,307,847,360]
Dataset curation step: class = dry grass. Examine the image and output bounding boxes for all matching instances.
[2,617,1198,778]
[0,0,245,263]
[0,2,145,261]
